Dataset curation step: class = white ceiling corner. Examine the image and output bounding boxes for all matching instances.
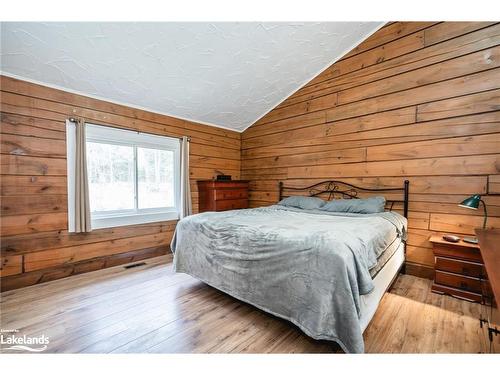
[0,22,383,132]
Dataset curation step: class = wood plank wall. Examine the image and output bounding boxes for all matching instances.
[0,75,241,291]
[241,22,500,279]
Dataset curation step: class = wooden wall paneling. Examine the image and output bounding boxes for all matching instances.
[423,22,498,46]
[490,175,500,194]
[366,133,500,162]
[1,195,67,216]
[303,31,426,89]
[429,214,500,235]
[406,245,435,267]
[407,212,430,230]
[0,255,23,277]
[323,107,417,137]
[327,68,500,123]
[243,111,326,139]
[1,118,66,140]
[287,155,500,179]
[257,93,337,125]
[242,121,328,149]
[250,176,488,195]
[337,46,500,105]
[1,96,241,151]
[243,111,500,154]
[2,222,176,256]
[0,175,68,195]
[23,232,172,272]
[0,75,241,291]
[0,133,67,158]
[416,89,500,122]
[1,212,69,237]
[278,24,500,111]
[327,111,500,145]
[242,22,500,278]
[410,201,500,218]
[242,147,366,170]
[0,154,67,176]
[342,22,438,59]
[0,246,170,292]
[1,112,66,133]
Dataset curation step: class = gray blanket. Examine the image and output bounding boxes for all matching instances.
[171,205,406,353]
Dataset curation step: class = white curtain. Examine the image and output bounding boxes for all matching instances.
[66,118,92,233]
[179,136,192,219]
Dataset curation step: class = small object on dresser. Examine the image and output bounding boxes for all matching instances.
[442,234,461,243]
[214,170,232,181]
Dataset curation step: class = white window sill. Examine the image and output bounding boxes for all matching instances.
[91,211,179,230]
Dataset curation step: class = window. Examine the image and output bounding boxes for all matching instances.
[68,123,180,230]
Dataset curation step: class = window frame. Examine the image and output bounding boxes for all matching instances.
[67,121,181,231]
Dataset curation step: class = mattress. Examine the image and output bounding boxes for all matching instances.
[360,241,405,332]
[369,234,403,278]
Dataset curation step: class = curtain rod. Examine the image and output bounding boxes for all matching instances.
[68,117,191,142]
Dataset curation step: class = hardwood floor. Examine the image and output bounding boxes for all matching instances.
[0,255,488,353]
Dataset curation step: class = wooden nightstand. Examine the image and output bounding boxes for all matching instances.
[430,235,485,303]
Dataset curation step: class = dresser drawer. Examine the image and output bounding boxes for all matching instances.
[214,189,248,200]
[432,244,482,263]
[198,181,249,189]
[215,199,248,211]
[435,270,482,293]
[435,257,485,278]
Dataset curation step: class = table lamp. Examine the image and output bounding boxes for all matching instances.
[458,194,487,244]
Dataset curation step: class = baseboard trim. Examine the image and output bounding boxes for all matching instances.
[1,245,170,292]
[405,262,434,280]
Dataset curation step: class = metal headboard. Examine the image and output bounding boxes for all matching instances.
[279,180,409,218]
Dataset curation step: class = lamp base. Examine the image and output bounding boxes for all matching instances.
[463,236,479,244]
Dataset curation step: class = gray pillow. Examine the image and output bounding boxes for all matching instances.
[320,196,386,214]
[277,196,326,210]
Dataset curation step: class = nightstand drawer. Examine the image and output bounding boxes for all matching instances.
[435,257,485,278]
[215,199,248,211]
[215,189,248,200]
[432,244,482,263]
[431,283,482,302]
[435,270,482,293]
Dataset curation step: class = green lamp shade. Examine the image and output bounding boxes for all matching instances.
[459,194,481,209]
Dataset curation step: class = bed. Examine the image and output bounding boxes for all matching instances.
[171,180,409,353]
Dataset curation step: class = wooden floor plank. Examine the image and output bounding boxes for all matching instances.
[0,255,486,353]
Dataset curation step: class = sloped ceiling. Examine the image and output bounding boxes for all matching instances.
[0,22,383,131]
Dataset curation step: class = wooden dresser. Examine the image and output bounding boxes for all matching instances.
[430,235,485,303]
[197,180,249,212]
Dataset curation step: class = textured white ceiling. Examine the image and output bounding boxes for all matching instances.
[0,22,383,131]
